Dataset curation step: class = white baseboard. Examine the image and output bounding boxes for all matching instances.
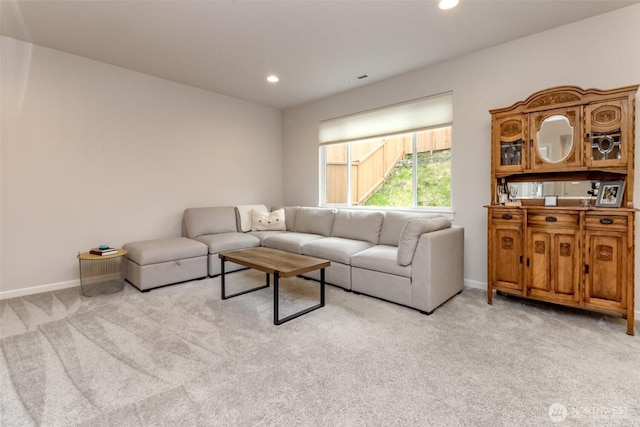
[464,279,485,290]
[0,279,80,300]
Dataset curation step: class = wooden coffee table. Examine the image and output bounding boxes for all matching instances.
[219,247,330,325]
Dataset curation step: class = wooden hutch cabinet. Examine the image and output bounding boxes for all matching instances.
[487,85,638,335]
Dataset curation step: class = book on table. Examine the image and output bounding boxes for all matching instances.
[90,247,118,256]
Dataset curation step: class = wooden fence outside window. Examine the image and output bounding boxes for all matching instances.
[325,127,451,205]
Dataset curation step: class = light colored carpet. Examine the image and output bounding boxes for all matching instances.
[1,269,639,426]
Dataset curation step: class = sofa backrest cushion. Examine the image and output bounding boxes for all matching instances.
[397,217,452,266]
[183,207,238,238]
[236,204,269,232]
[294,207,336,236]
[331,210,384,244]
[379,211,423,246]
[282,206,298,231]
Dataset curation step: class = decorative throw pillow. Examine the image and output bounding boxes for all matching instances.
[397,217,451,266]
[236,204,269,232]
[251,208,286,231]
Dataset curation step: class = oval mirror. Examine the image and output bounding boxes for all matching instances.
[536,115,573,163]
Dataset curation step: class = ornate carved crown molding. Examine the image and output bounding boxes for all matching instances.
[489,85,639,117]
[528,92,580,109]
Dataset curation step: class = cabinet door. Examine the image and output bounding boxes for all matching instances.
[529,107,582,171]
[526,226,580,303]
[493,115,526,173]
[490,211,523,293]
[586,100,628,169]
[584,230,627,311]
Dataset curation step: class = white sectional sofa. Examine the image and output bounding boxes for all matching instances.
[125,205,464,314]
[195,205,462,314]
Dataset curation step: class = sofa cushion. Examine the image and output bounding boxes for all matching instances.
[247,230,287,244]
[283,206,298,231]
[351,245,411,278]
[294,207,336,236]
[379,211,422,246]
[331,210,384,244]
[262,232,326,254]
[397,217,452,266]
[302,237,375,265]
[251,208,286,231]
[193,232,260,254]
[183,207,237,238]
[124,237,208,266]
[236,204,269,232]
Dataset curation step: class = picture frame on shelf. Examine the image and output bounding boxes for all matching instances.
[595,180,625,208]
[544,195,558,207]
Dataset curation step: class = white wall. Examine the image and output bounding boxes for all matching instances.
[282,6,640,301]
[2,5,639,305]
[1,36,283,296]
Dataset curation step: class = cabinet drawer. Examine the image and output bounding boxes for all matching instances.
[585,214,628,231]
[527,212,579,228]
[491,210,523,223]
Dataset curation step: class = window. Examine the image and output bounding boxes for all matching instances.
[319,93,452,209]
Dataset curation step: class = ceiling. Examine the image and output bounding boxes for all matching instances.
[2,0,638,110]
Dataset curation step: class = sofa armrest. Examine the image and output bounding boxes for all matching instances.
[410,226,464,313]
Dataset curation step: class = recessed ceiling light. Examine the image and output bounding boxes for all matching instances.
[267,75,279,83]
[439,0,459,10]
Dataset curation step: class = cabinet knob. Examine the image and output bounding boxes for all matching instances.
[545,216,557,222]
[502,213,513,220]
[599,218,614,225]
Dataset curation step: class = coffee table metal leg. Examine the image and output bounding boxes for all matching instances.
[321,267,325,307]
[220,256,269,300]
[273,271,280,325]
[220,256,226,299]
[274,267,325,326]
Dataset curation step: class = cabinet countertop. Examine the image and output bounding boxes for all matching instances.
[485,204,637,212]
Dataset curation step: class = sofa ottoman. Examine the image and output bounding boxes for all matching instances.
[124,237,208,291]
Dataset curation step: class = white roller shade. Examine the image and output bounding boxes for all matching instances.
[319,92,452,145]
